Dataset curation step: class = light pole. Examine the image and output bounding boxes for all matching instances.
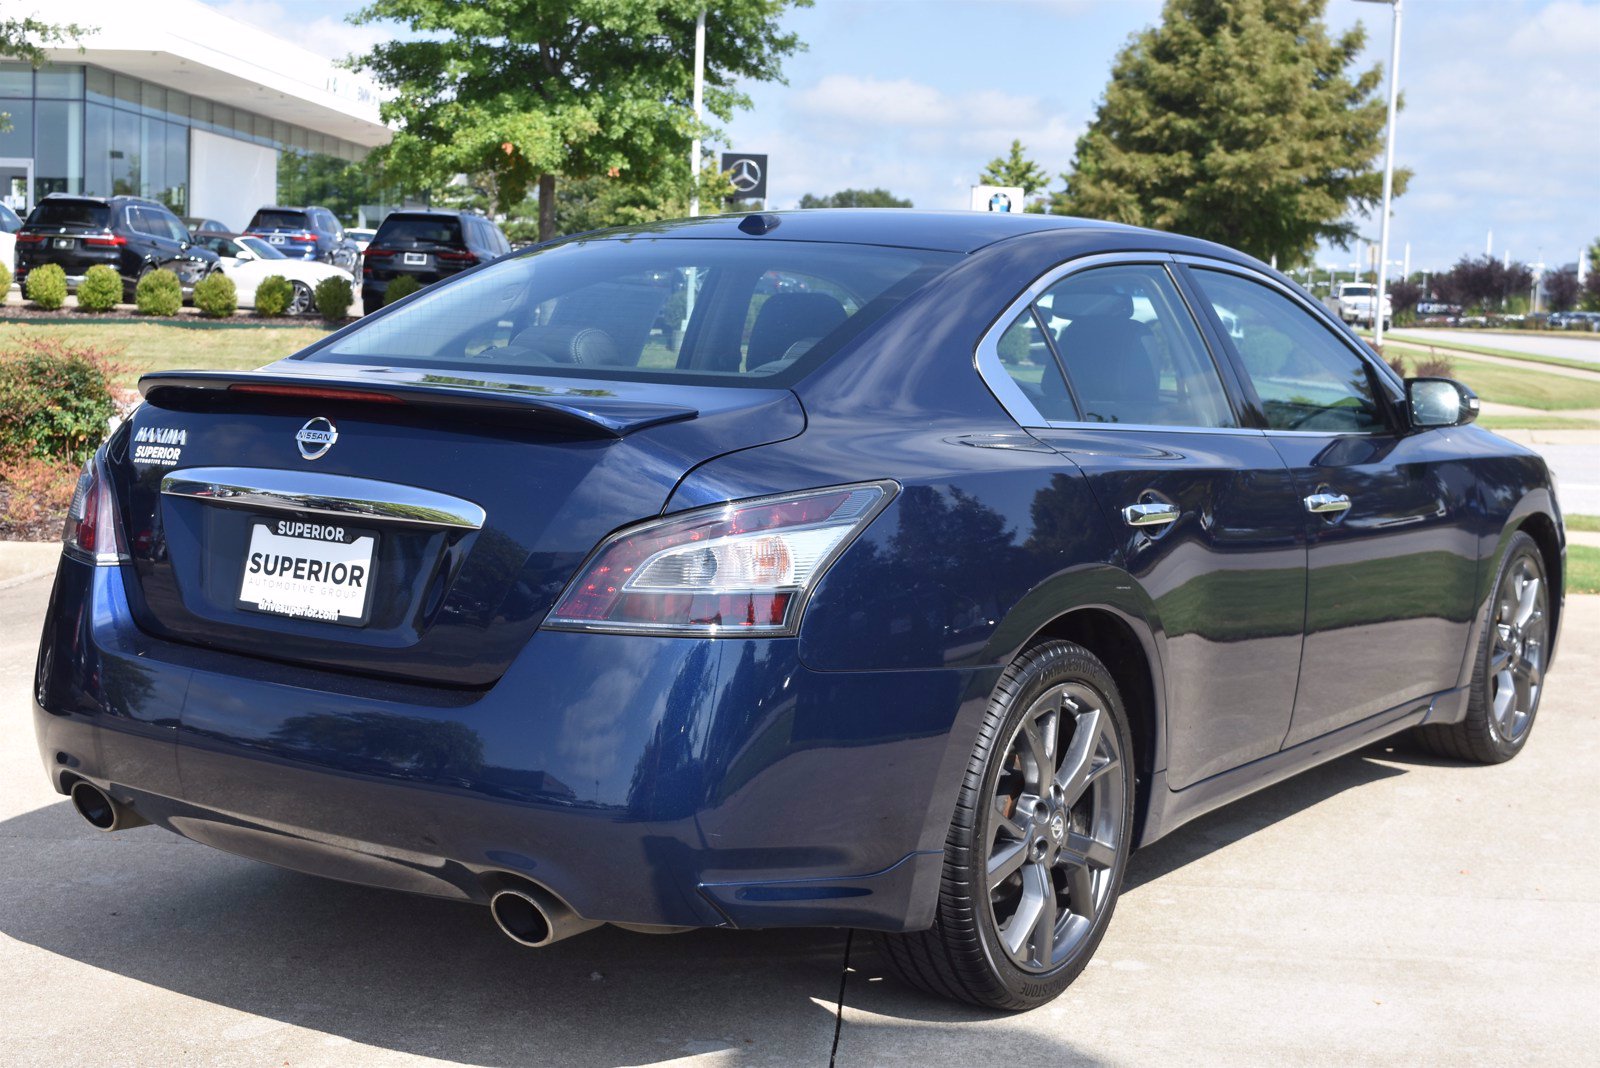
[1356,0,1403,347]
[688,9,706,218]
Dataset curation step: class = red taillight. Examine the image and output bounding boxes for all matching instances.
[437,250,478,264]
[16,233,45,244]
[229,384,406,405]
[545,482,894,635]
[291,234,318,243]
[63,457,127,565]
[363,247,394,259]
[83,232,127,247]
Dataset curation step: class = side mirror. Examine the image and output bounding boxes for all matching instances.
[234,248,255,261]
[1407,377,1479,429]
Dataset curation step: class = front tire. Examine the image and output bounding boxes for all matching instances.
[1416,530,1550,763]
[878,640,1134,1010]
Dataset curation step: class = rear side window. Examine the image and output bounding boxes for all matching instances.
[995,308,1077,421]
[374,214,465,247]
[304,237,959,387]
[1189,269,1386,433]
[1037,264,1236,428]
[251,210,310,231]
[27,200,111,230]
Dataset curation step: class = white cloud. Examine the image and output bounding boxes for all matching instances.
[211,1,393,62]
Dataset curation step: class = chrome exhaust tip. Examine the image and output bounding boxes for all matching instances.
[69,781,149,832]
[489,884,600,948]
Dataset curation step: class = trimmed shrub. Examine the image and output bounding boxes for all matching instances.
[254,274,293,317]
[0,456,80,530]
[76,265,123,312]
[314,275,353,322]
[134,268,182,316]
[24,263,67,310]
[193,271,237,318]
[1414,353,1455,379]
[383,274,423,305]
[0,336,122,465]
[1385,352,1406,378]
[0,261,11,295]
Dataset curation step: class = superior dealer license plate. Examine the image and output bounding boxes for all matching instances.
[237,519,377,625]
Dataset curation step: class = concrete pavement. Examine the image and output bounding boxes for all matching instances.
[1388,328,1600,365]
[0,573,1596,1066]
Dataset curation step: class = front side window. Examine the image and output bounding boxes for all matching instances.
[1189,269,1387,434]
[304,237,959,387]
[1036,264,1235,427]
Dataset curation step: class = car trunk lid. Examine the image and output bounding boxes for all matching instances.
[113,364,805,687]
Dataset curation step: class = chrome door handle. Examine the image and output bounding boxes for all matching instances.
[1303,492,1352,515]
[1122,502,1180,527]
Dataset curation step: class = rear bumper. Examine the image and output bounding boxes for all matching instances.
[35,556,983,931]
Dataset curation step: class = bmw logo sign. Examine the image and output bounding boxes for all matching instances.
[296,417,338,460]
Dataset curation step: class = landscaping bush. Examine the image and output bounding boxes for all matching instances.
[193,271,237,318]
[1414,353,1455,378]
[0,336,122,465]
[0,261,11,295]
[0,456,80,531]
[76,265,123,312]
[254,274,293,317]
[24,263,67,310]
[384,274,423,305]
[134,269,182,316]
[1385,353,1406,378]
[314,275,353,322]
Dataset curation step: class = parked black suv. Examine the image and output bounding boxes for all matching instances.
[15,194,220,301]
[244,206,360,272]
[360,210,512,310]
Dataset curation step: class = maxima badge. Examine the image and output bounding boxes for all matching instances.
[296,417,338,460]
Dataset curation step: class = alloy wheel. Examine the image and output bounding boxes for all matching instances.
[1489,554,1547,744]
[985,682,1124,973]
[288,281,312,316]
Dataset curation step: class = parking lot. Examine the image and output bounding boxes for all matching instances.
[1,570,1596,1066]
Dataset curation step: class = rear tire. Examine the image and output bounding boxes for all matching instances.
[1415,531,1549,763]
[878,640,1134,1010]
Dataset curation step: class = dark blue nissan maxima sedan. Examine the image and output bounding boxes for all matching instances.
[35,210,1564,1009]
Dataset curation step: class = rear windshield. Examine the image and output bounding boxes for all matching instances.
[302,237,960,387]
[373,214,464,247]
[249,210,310,231]
[28,200,111,230]
[1342,285,1374,296]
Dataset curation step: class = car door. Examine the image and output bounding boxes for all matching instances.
[985,257,1309,790]
[134,205,184,271]
[1180,262,1479,746]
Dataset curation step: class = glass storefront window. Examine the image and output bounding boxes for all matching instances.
[33,99,83,197]
[0,99,32,160]
[35,66,83,99]
[85,102,112,196]
[0,62,31,97]
[86,67,113,106]
[113,74,140,109]
[164,121,187,213]
[112,106,138,195]
[139,115,165,202]
[140,81,165,117]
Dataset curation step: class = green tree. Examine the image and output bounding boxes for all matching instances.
[276,152,396,224]
[798,188,913,209]
[348,1,807,242]
[1056,0,1406,267]
[0,15,89,66]
[979,140,1050,197]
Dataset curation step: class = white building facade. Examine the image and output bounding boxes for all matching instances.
[0,0,390,230]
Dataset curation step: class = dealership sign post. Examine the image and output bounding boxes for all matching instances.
[970,185,1025,213]
[722,153,769,202]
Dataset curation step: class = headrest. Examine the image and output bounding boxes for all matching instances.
[1050,291,1132,321]
[512,324,622,366]
[747,293,848,369]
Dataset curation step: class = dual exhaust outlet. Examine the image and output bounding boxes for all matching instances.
[68,779,598,949]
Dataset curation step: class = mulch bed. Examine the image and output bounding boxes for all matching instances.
[0,483,66,542]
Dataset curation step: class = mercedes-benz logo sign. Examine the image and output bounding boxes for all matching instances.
[296,417,338,460]
[730,158,762,194]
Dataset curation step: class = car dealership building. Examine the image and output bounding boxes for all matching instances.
[0,0,390,231]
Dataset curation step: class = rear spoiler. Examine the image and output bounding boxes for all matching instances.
[138,370,698,439]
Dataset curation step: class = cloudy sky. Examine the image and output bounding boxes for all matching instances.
[210,0,1599,272]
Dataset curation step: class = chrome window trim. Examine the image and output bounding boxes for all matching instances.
[973,251,1262,437]
[161,467,487,530]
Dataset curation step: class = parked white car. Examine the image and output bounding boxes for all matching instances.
[192,233,353,314]
[0,202,21,285]
[1321,282,1392,330]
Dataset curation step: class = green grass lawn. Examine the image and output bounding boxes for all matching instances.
[0,321,331,387]
[1477,415,1600,430]
[1388,349,1600,411]
[1379,333,1600,373]
[1568,545,1600,595]
[1566,514,1600,533]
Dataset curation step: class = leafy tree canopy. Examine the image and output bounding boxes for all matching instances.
[1543,266,1580,314]
[0,15,89,66]
[348,0,807,240]
[1057,0,1407,267]
[980,140,1050,197]
[1431,255,1534,313]
[798,188,913,209]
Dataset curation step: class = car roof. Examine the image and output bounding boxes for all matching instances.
[381,210,479,220]
[568,208,1262,260]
